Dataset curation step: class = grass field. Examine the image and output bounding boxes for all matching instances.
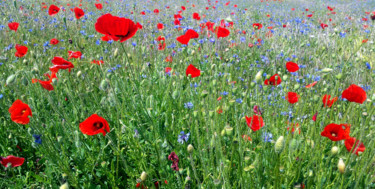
[1,0,375,188]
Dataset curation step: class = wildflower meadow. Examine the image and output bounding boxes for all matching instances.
[1,0,375,188]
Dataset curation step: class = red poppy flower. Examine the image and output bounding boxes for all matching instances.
[185,29,199,39]
[158,42,166,50]
[32,79,54,91]
[245,115,264,132]
[8,22,19,32]
[176,34,191,45]
[342,84,367,104]
[216,26,230,38]
[192,12,200,20]
[154,9,159,14]
[15,44,28,58]
[0,155,25,168]
[74,7,85,19]
[322,95,338,107]
[320,23,328,29]
[95,3,103,10]
[157,23,164,30]
[174,19,181,25]
[95,13,138,43]
[206,22,215,31]
[321,123,350,141]
[8,99,32,125]
[186,64,201,78]
[253,23,262,30]
[91,60,104,65]
[48,5,60,16]
[165,67,172,74]
[344,137,365,155]
[50,38,59,45]
[68,51,82,59]
[286,92,299,104]
[157,36,166,41]
[286,62,299,72]
[287,122,301,134]
[79,114,110,136]
[264,74,282,85]
[305,81,317,88]
[50,57,74,72]
[136,22,143,29]
[101,35,113,41]
[181,6,186,10]
[307,14,313,18]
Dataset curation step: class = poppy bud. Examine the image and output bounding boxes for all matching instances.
[282,75,288,81]
[338,158,345,174]
[289,139,298,152]
[187,144,194,153]
[331,146,339,155]
[275,136,285,154]
[172,91,179,99]
[193,111,198,117]
[140,171,147,181]
[321,68,333,73]
[306,139,314,148]
[221,129,225,136]
[22,77,28,86]
[77,71,82,77]
[212,79,217,86]
[31,67,39,74]
[113,48,118,57]
[59,183,69,189]
[255,70,263,83]
[100,79,109,90]
[201,90,208,98]
[209,110,214,117]
[294,84,300,90]
[6,74,16,85]
[23,59,27,64]
[225,126,233,136]
[335,73,343,80]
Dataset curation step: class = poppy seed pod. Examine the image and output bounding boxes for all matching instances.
[187,144,194,153]
[338,158,345,174]
[225,126,233,136]
[140,171,147,181]
[275,136,285,154]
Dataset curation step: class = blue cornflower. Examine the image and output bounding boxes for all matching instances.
[236,98,243,103]
[0,94,3,99]
[177,131,190,144]
[366,62,371,69]
[221,91,229,95]
[33,134,42,144]
[262,132,273,142]
[132,42,137,47]
[134,129,139,138]
[184,102,194,109]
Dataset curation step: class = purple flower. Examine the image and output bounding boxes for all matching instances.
[168,152,179,171]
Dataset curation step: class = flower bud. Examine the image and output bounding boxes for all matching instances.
[331,146,339,155]
[275,136,285,154]
[140,171,147,181]
[6,74,16,85]
[60,183,69,189]
[187,144,194,153]
[255,70,263,83]
[321,68,333,73]
[114,48,118,57]
[338,158,345,174]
